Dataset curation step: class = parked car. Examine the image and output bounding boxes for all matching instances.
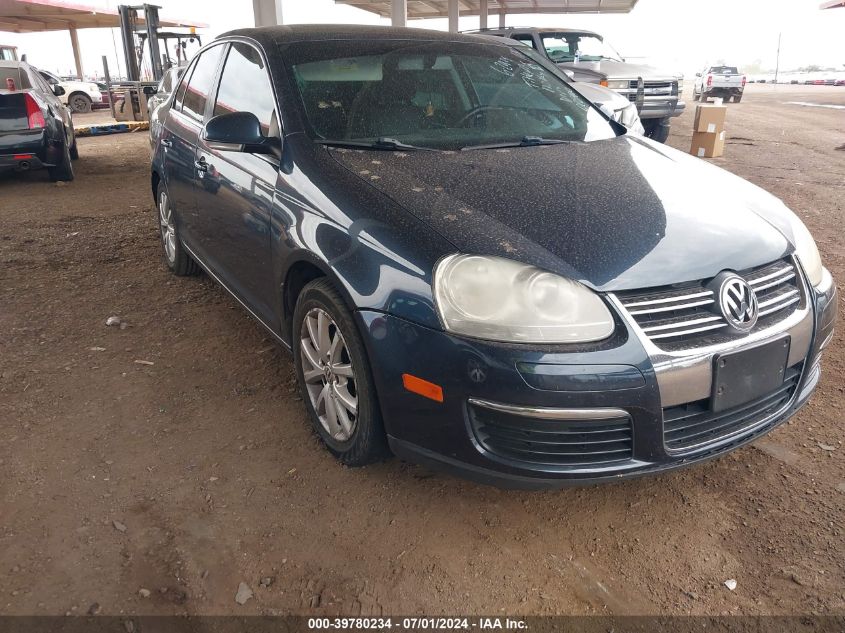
[1,59,77,180]
[37,69,103,113]
[693,65,746,102]
[149,26,836,488]
[475,34,644,135]
[466,27,684,143]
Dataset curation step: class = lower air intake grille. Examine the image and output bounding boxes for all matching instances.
[663,364,802,451]
[468,402,633,467]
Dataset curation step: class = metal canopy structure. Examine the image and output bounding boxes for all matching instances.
[338,0,639,19]
[336,0,637,32]
[0,0,204,77]
[819,0,845,8]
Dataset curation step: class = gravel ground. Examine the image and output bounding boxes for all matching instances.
[1,84,843,617]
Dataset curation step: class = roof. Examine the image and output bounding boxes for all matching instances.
[222,23,511,44]
[335,0,639,19]
[464,26,602,36]
[0,0,206,33]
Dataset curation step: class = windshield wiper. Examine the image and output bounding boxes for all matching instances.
[315,137,436,151]
[461,136,574,151]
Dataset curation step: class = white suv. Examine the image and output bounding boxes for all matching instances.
[38,69,102,113]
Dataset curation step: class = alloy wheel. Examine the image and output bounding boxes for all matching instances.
[158,190,176,263]
[299,307,358,442]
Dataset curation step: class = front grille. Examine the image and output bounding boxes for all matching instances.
[468,403,633,467]
[616,258,801,351]
[626,79,676,101]
[663,364,801,451]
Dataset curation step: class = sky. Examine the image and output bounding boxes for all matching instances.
[2,0,843,79]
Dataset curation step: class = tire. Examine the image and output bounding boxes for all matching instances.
[699,91,708,102]
[292,278,388,466]
[734,94,743,103]
[643,118,671,144]
[69,138,79,160]
[155,181,200,276]
[68,93,92,114]
[48,135,74,182]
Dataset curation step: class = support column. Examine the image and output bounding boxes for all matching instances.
[252,0,284,26]
[479,0,488,29]
[448,0,459,33]
[69,27,83,79]
[391,0,407,26]
[498,8,506,27]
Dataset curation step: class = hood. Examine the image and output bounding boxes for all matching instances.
[327,137,792,292]
[561,60,681,81]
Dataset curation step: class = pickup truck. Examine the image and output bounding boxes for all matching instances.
[467,27,684,143]
[693,65,746,103]
[38,69,103,113]
[1,60,77,181]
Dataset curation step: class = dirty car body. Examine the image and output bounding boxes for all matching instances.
[149,26,836,488]
[0,60,77,180]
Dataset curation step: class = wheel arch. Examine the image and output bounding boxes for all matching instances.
[281,254,339,342]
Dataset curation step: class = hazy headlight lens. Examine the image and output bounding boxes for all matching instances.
[606,79,629,90]
[433,255,615,343]
[788,214,823,286]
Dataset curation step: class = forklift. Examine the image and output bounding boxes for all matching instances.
[108,4,201,122]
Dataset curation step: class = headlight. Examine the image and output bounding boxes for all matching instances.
[677,79,684,91]
[787,213,823,286]
[433,254,615,343]
[606,79,629,90]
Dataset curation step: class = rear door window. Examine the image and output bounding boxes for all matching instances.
[1,67,30,90]
[181,45,224,122]
[213,43,277,136]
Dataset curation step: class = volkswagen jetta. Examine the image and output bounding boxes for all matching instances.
[149,26,837,487]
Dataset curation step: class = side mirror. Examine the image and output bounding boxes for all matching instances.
[695,72,701,77]
[202,111,278,155]
[53,85,65,97]
[143,85,157,96]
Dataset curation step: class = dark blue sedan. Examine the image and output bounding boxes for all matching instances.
[149,26,837,488]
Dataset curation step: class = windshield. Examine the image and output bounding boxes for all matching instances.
[287,40,616,151]
[541,33,623,63]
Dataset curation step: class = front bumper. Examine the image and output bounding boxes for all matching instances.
[357,269,836,489]
[638,99,685,120]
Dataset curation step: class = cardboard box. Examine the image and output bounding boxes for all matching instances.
[691,130,726,158]
[693,104,727,134]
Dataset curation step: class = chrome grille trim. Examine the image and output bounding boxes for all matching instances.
[614,259,801,351]
[623,289,713,309]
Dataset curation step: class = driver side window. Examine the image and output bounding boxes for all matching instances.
[213,43,278,138]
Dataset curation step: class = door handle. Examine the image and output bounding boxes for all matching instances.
[160,138,172,148]
[195,157,208,173]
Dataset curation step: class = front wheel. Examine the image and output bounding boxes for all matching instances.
[69,93,92,113]
[293,278,388,466]
[643,118,671,144]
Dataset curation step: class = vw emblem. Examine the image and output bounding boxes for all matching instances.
[718,275,759,331]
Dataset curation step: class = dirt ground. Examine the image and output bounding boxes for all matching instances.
[1,84,844,617]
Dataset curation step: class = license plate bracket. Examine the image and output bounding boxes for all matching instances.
[711,336,791,413]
